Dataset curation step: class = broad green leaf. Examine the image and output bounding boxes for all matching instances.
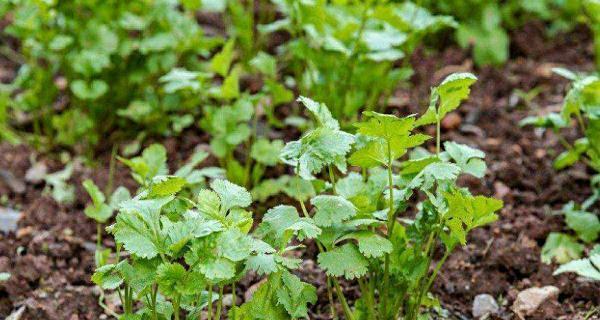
[554,254,600,280]
[564,206,600,243]
[310,195,357,227]
[92,263,123,290]
[219,65,241,100]
[280,128,354,180]
[297,96,339,130]
[251,138,284,166]
[416,73,477,126]
[318,243,368,280]
[246,253,278,275]
[443,191,502,245]
[210,39,235,77]
[218,228,252,262]
[340,231,393,258]
[355,112,415,140]
[83,179,105,205]
[437,72,477,118]
[444,141,487,178]
[210,179,252,212]
[156,262,187,297]
[148,175,187,198]
[276,271,317,318]
[541,232,584,264]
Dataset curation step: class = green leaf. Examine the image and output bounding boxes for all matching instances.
[218,228,252,262]
[148,176,187,198]
[443,191,502,245]
[256,205,321,248]
[444,141,487,178]
[219,65,241,100]
[318,243,368,280]
[250,51,277,77]
[119,144,168,184]
[437,72,477,117]
[310,195,357,227]
[280,128,354,180]
[83,179,105,205]
[251,138,284,166]
[564,206,600,243]
[276,271,317,318]
[554,254,600,280]
[70,79,108,100]
[340,231,393,258]
[156,262,187,297]
[246,253,278,275]
[297,96,339,130]
[416,73,477,126]
[210,179,252,212]
[541,232,585,264]
[92,263,123,290]
[355,112,415,140]
[210,38,235,77]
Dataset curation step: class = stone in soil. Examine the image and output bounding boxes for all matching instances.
[512,286,559,319]
[472,294,500,318]
[0,207,21,233]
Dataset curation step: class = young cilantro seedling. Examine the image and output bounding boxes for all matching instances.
[521,69,600,281]
[280,73,502,320]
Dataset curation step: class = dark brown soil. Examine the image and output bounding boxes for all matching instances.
[0,22,599,320]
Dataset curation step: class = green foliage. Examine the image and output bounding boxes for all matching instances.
[93,144,317,319]
[422,0,585,66]
[262,0,455,120]
[279,75,502,320]
[522,69,600,281]
[2,0,221,148]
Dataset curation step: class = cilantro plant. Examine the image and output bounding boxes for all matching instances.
[1,0,219,149]
[421,0,585,66]
[261,0,455,121]
[521,69,600,280]
[161,40,292,188]
[280,73,502,320]
[92,143,319,319]
[584,0,600,69]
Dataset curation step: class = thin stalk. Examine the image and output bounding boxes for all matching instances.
[382,138,395,316]
[436,118,441,156]
[358,278,376,319]
[173,295,181,320]
[333,278,355,320]
[208,287,214,320]
[96,223,102,248]
[151,284,158,320]
[328,165,337,193]
[105,144,118,195]
[215,285,224,320]
[231,281,237,319]
[327,277,338,319]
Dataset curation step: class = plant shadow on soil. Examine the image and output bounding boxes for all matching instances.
[0,21,599,320]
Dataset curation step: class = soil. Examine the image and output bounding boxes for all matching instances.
[0,21,599,320]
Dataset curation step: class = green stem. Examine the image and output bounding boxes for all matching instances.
[327,277,338,319]
[231,281,237,319]
[382,139,395,317]
[358,278,376,320]
[96,223,102,248]
[215,285,224,320]
[173,295,181,320]
[208,286,213,320]
[333,278,355,320]
[436,117,441,156]
[328,165,337,194]
[151,285,158,320]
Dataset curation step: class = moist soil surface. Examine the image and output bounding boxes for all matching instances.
[1,22,599,319]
